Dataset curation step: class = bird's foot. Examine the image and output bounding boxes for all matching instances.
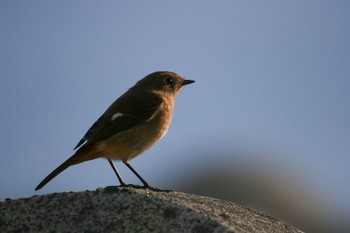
[145,185,173,192]
[119,184,172,192]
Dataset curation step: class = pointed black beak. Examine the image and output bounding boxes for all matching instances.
[182,79,195,86]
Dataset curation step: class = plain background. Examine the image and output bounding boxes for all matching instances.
[1,1,350,232]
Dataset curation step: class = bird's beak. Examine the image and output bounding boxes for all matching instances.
[182,79,195,86]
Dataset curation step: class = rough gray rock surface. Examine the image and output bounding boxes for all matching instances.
[0,186,303,233]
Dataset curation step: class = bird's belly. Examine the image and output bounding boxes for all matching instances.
[95,112,172,162]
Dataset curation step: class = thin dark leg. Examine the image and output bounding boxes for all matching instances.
[123,162,149,187]
[108,159,126,186]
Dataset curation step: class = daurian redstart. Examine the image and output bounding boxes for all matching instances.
[35,71,194,191]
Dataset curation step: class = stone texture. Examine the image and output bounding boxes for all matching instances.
[0,186,303,233]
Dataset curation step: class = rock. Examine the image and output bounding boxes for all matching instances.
[0,186,303,233]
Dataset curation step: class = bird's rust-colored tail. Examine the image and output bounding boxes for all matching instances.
[35,146,99,191]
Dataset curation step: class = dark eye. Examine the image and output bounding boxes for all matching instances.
[165,77,174,85]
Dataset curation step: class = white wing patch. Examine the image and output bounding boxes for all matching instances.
[111,112,124,121]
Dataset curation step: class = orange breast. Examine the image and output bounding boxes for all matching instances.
[95,100,174,162]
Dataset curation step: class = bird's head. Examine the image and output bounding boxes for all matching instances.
[132,71,195,97]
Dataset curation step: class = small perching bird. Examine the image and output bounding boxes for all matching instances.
[35,71,195,191]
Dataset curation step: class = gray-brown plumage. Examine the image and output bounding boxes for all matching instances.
[35,71,194,191]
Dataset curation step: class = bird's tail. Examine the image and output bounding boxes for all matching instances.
[35,146,99,191]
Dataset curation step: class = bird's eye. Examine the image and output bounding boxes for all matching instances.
[165,78,174,85]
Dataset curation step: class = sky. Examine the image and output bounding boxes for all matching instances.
[1,0,350,230]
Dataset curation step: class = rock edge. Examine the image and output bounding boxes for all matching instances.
[0,186,303,233]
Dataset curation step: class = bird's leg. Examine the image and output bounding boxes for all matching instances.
[123,162,172,192]
[123,161,150,188]
[108,159,126,186]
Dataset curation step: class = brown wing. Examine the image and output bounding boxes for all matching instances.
[74,91,162,150]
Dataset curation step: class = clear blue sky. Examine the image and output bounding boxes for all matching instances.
[1,0,350,222]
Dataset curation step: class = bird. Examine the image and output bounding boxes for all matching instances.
[35,71,195,191]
